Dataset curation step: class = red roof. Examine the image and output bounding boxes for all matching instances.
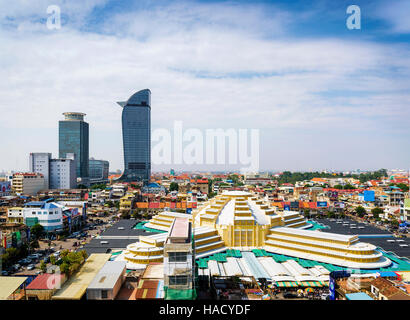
[26,274,65,290]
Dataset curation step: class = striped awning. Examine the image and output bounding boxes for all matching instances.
[299,281,322,287]
[276,281,298,288]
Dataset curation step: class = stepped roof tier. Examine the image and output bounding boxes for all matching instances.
[117,192,391,270]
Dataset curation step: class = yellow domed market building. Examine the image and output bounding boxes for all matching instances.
[117,191,391,271]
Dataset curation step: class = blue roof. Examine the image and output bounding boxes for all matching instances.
[378,271,397,277]
[43,203,59,209]
[24,201,46,208]
[345,292,374,300]
[147,182,160,188]
[24,201,59,209]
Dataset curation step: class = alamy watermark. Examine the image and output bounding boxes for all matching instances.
[152,121,260,173]
[47,5,61,30]
[346,5,361,30]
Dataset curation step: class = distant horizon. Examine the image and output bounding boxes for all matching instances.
[1,0,410,172]
[2,167,409,176]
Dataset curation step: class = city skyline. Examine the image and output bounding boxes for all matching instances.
[1,0,410,173]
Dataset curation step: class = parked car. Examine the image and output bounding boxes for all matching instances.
[1,270,9,276]
[283,292,298,299]
[19,258,32,265]
[12,264,21,271]
[27,264,36,271]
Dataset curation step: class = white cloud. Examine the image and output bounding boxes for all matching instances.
[374,0,410,34]
[0,1,409,172]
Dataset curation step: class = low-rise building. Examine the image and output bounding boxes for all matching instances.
[7,207,24,224]
[12,173,46,196]
[370,276,410,300]
[25,274,66,300]
[0,223,29,249]
[163,217,194,299]
[23,201,63,233]
[86,261,126,300]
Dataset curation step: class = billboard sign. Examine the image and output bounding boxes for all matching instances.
[0,181,11,194]
[284,205,290,211]
[329,276,336,300]
[317,201,327,208]
[363,190,375,202]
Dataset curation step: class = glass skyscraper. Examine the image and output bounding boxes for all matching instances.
[59,112,89,179]
[117,89,151,183]
[89,158,109,180]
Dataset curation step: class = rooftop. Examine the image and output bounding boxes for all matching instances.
[26,274,65,290]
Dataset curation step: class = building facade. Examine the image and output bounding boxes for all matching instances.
[49,157,77,190]
[59,112,89,180]
[163,218,194,296]
[12,173,46,196]
[89,158,109,181]
[29,153,52,188]
[7,207,24,224]
[117,89,151,184]
[23,201,63,233]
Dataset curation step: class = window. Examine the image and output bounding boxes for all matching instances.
[101,290,108,299]
[169,275,188,286]
[168,252,187,262]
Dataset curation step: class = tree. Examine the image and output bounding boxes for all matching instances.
[60,262,70,275]
[355,206,366,218]
[90,183,106,190]
[50,255,56,265]
[208,179,213,194]
[40,260,47,273]
[169,182,179,192]
[59,250,88,276]
[208,192,217,199]
[303,209,310,218]
[396,183,409,192]
[29,239,40,252]
[31,224,45,239]
[371,207,383,219]
[105,200,114,208]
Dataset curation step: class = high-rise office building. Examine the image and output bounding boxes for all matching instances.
[89,158,110,181]
[117,89,151,183]
[29,153,52,188]
[59,112,89,180]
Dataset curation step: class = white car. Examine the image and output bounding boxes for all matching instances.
[27,264,36,271]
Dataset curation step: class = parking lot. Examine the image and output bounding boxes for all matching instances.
[315,218,392,236]
[81,219,158,256]
[4,217,115,276]
[313,218,410,258]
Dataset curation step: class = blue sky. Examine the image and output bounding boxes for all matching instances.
[0,0,409,173]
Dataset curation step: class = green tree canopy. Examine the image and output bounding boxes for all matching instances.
[169,182,179,192]
[31,223,45,239]
[355,206,366,217]
[371,207,384,219]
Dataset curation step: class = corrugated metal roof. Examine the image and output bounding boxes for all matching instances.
[52,254,110,300]
[0,276,27,300]
[26,274,65,290]
[88,261,126,289]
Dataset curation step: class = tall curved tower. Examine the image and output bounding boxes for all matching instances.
[117,89,151,183]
